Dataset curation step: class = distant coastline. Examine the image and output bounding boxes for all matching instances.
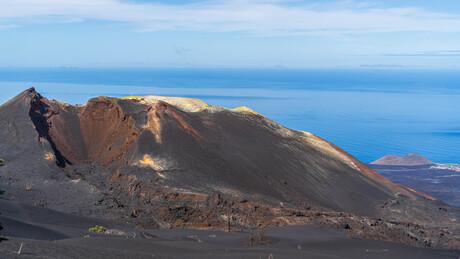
[369,156,460,207]
[430,164,460,172]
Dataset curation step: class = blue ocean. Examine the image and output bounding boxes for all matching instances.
[0,68,459,164]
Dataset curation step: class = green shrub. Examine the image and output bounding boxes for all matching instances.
[0,158,4,166]
[89,225,107,232]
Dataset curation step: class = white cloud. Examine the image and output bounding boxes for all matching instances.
[1,0,460,36]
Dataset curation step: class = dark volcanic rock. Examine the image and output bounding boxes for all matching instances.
[371,153,435,166]
[0,88,459,250]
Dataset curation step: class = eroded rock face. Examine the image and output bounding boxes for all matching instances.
[0,88,459,250]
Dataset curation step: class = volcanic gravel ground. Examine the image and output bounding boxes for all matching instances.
[0,199,458,258]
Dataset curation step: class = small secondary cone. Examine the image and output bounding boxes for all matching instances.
[371,153,435,166]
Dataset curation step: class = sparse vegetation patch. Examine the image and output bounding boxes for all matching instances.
[89,225,107,232]
[245,226,268,246]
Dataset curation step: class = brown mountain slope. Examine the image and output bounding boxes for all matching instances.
[371,153,435,166]
[0,88,458,249]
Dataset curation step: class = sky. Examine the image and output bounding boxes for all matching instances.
[1,0,460,68]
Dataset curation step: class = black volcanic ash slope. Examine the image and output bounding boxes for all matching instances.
[0,88,459,249]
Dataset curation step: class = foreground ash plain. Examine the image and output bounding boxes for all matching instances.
[0,88,459,258]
